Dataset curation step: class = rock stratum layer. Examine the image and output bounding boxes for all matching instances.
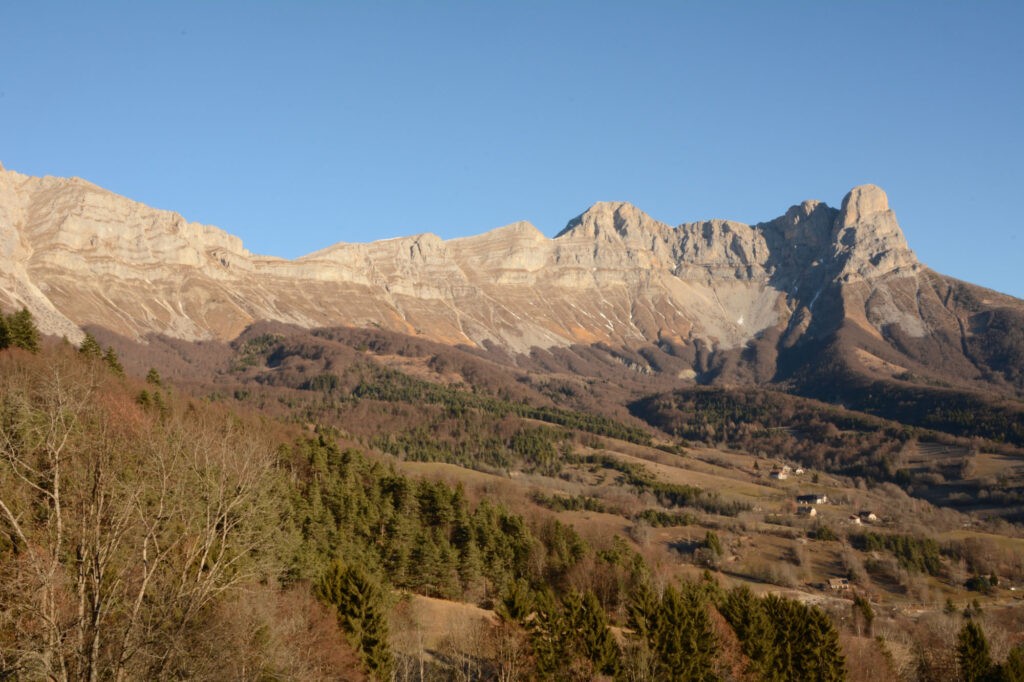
[1,164,1021,394]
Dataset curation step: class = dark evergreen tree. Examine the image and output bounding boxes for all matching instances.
[1002,643,1024,682]
[448,484,484,593]
[145,367,162,385]
[410,527,458,598]
[456,530,483,593]
[417,479,455,526]
[695,569,724,604]
[435,532,461,598]
[564,590,620,676]
[762,594,846,682]
[79,331,102,359]
[704,530,723,557]
[103,346,124,376]
[627,578,661,642]
[149,389,168,419]
[537,517,587,591]
[804,605,846,682]
[654,582,718,681]
[314,561,393,680]
[529,589,570,678]
[382,513,414,586]
[852,593,874,636]
[496,579,533,624]
[958,620,993,682]
[0,314,10,350]
[6,307,39,352]
[381,475,416,585]
[473,500,537,589]
[720,585,776,679]
[762,595,801,681]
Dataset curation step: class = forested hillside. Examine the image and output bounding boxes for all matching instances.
[3,313,1024,680]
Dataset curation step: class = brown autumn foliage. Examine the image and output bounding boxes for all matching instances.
[0,347,360,680]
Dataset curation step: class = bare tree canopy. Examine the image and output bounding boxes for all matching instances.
[0,352,281,680]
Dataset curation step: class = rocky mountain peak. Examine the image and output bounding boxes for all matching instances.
[555,201,670,241]
[832,184,917,280]
[762,199,838,253]
[838,184,890,228]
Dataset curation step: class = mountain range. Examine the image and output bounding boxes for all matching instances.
[1,162,1022,429]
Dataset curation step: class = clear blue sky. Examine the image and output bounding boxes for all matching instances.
[2,2,1021,297]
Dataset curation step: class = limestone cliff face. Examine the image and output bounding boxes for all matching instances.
[0,165,995,370]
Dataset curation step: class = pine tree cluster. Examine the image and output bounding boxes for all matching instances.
[77,332,125,375]
[0,307,40,352]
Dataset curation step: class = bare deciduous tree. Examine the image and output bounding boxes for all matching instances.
[0,353,281,681]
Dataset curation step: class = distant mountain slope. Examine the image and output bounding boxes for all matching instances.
[1,163,1022,403]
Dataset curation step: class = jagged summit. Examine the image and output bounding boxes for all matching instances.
[555,201,668,241]
[832,183,917,280]
[839,184,890,227]
[551,185,917,287]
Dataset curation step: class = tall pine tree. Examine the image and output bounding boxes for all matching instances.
[314,561,393,680]
[6,307,39,352]
[0,314,10,350]
[654,582,718,681]
[496,579,533,624]
[564,590,620,676]
[528,589,570,678]
[627,578,661,643]
[1003,643,1024,682]
[957,620,993,682]
[762,594,846,682]
[79,331,102,358]
[720,585,776,679]
[103,347,125,376]
[805,606,846,682]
